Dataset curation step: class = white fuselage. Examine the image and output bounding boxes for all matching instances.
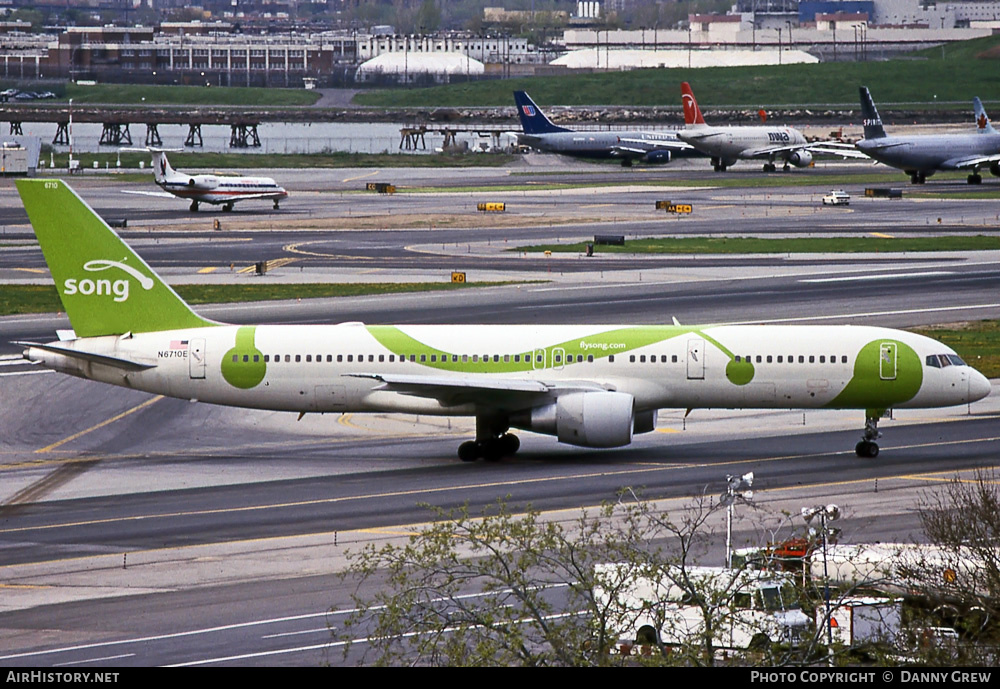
[28,323,988,419]
[679,126,807,166]
[158,174,288,205]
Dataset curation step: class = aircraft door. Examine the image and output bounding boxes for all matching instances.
[687,338,705,380]
[879,343,897,380]
[552,347,565,370]
[189,338,206,379]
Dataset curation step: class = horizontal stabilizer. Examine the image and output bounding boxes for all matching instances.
[16,341,157,371]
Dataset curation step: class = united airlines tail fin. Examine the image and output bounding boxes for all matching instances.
[973,97,997,135]
[859,86,887,140]
[513,91,570,135]
[680,82,707,128]
[16,179,216,338]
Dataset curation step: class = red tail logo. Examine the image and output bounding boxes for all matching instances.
[680,83,705,125]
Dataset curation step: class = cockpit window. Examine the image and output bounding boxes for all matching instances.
[927,354,967,368]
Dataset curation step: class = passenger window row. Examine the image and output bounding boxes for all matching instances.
[734,354,849,364]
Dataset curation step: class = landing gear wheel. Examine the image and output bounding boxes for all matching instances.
[621,159,633,168]
[783,163,790,172]
[189,201,200,212]
[856,413,883,458]
[968,173,982,185]
[856,441,880,458]
[223,203,234,212]
[500,433,520,455]
[458,441,479,462]
[273,199,281,209]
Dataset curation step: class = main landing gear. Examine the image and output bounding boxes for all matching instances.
[711,157,727,172]
[855,412,882,458]
[458,416,521,462]
[189,200,200,212]
[968,172,983,185]
[909,172,927,184]
[223,202,234,212]
[273,199,281,209]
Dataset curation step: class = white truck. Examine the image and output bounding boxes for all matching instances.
[595,564,810,653]
[815,596,903,648]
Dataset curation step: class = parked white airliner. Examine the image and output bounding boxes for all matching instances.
[16,180,990,460]
[127,148,287,212]
[677,82,864,172]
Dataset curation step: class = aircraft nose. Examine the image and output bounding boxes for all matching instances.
[969,370,992,402]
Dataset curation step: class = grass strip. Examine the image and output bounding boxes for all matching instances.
[49,151,518,172]
[0,281,532,317]
[517,235,1000,254]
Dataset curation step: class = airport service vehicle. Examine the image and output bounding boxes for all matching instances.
[816,597,903,649]
[513,90,698,167]
[595,564,811,652]
[822,190,850,206]
[857,87,1000,185]
[126,147,287,212]
[15,180,990,461]
[677,82,865,172]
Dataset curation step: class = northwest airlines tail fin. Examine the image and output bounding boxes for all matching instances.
[513,91,570,134]
[680,82,707,128]
[859,86,887,140]
[16,179,216,338]
[973,97,997,135]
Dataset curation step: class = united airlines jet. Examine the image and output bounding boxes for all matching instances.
[16,181,990,460]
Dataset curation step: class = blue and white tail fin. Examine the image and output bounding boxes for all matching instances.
[973,97,997,135]
[513,91,570,135]
[859,86,887,140]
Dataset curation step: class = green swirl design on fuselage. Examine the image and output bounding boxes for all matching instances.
[365,325,755,384]
[221,326,266,389]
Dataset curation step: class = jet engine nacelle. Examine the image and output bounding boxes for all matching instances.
[643,150,672,164]
[187,175,218,191]
[990,162,1000,177]
[788,150,813,168]
[513,391,635,448]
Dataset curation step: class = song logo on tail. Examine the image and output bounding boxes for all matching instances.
[63,259,155,303]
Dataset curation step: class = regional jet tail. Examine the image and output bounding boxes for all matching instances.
[17,180,991,460]
[856,87,1000,184]
[678,82,866,172]
[125,147,288,212]
[512,90,697,167]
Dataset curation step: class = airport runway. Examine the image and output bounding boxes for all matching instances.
[1,160,998,666]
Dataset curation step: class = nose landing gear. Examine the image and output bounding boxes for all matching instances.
[855,411,883,457]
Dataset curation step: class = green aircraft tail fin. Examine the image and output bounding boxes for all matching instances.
[17,179,217,338]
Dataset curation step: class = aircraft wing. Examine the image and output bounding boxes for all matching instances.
[941,153,1000,170]
[806,144,871,160]
[15,341,157,371]
[739,141,868,160]
[122,189,176,199]
[614,137,697,153]
[346,372,603,409]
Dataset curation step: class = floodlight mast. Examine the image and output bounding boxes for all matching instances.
[802,504,841,652]
[724,472,754,568]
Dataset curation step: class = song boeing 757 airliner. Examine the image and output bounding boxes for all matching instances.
[16,180,990,460]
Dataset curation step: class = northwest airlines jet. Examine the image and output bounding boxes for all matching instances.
[678,82,863,172]
[16,180,990,460]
